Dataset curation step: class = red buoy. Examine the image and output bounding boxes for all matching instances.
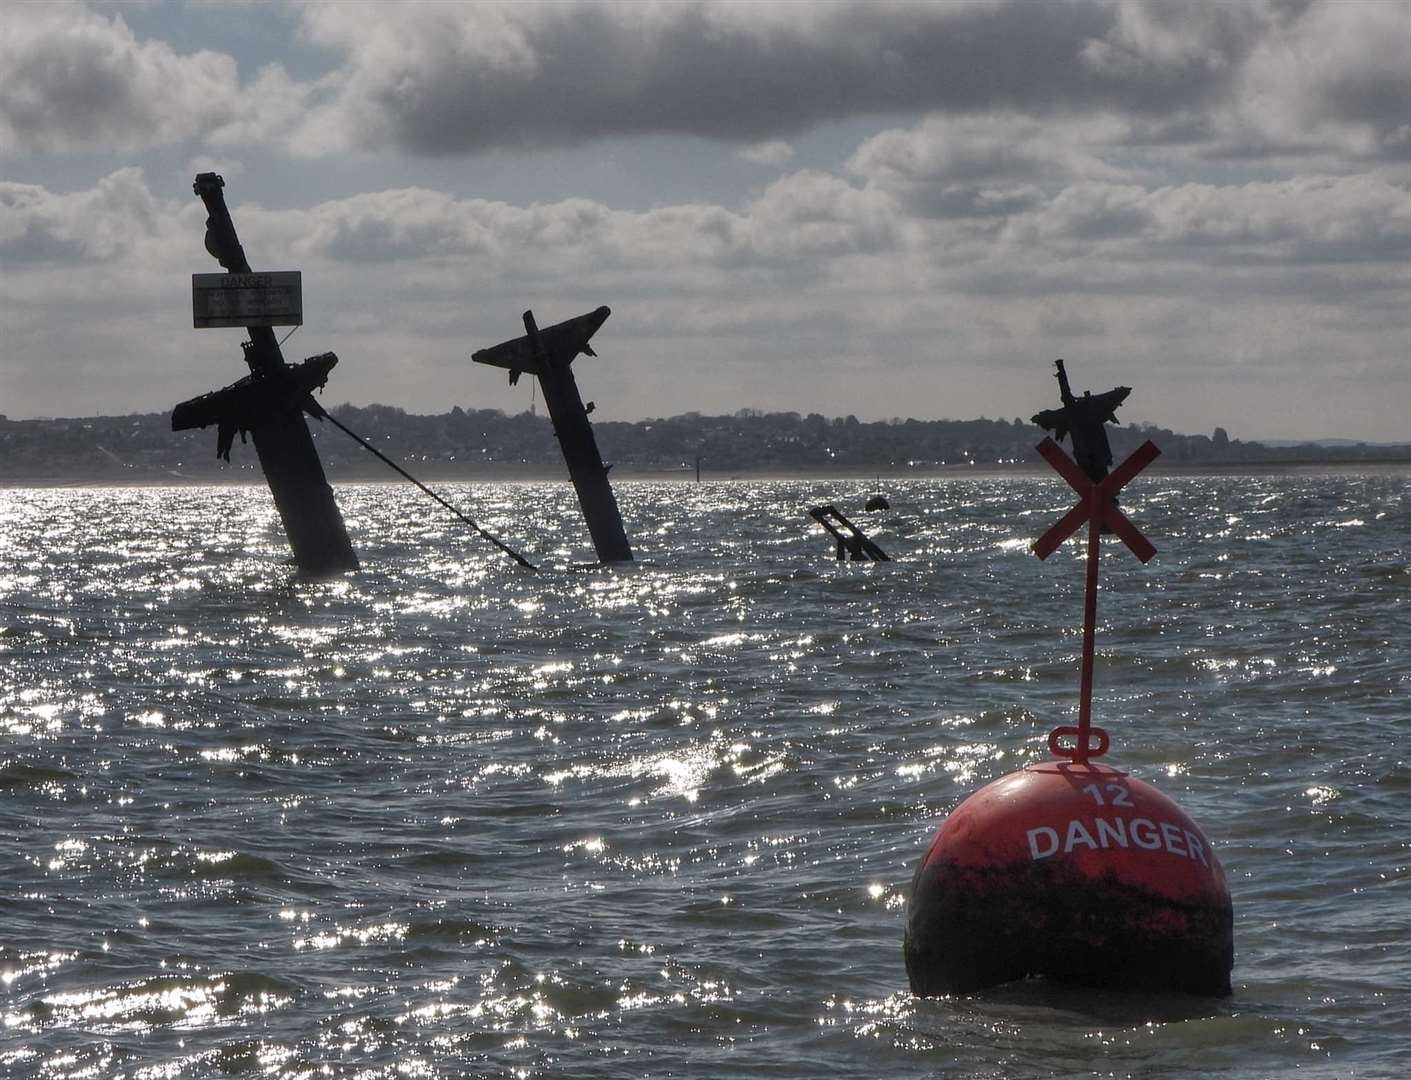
[904,760,1232,996]
[904,426,1233,997]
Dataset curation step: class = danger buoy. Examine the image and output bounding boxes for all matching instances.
[903,760,1233,996]
[904,383,1234,998]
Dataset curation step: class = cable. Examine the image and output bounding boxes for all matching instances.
[315,405,538,571]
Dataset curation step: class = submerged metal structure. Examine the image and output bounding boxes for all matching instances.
[173,173,358,576]
[1031,358,1132,486]
[473,307,633,564]
[809,504,890,561]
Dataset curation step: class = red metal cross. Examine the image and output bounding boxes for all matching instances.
[1032,438,1160,764]
[1032,438,1160,562]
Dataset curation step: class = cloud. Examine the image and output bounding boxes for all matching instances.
[254,168,902,274]
[742,170,901,259]
[1001,174,1411,266]
[1234,0,1411,159]
[3,152,1408,439]
[284,0,1401,166]
[1077,0,1269,95]
[288,0,1253,156]
[295,187,503,263]
[0,7,236,153]
[0,5,327,156]
[8,1,1410,170]
[737,140,794,166]
[0,167,166,263]
[847,114,1128,219]
[186,155,246,181]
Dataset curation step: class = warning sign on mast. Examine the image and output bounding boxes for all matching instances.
[192,271,302,328]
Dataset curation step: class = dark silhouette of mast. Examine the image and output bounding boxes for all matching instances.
[174,174,357,576]
[1031,358,1132,485]
[473,307,632,563]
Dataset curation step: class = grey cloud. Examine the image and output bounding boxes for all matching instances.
[737,140,795,166]
[293,0,1242,155]
[0,8,240,153]
[289,170,900,270]
[1036,300,1106,338]
[9,1,1407,168]
[1237,1,1411,157]
[4,164,1409,440]
[1002,175,1411,264]
[0,7,313,155]
[10,164,1405,306]
[298,188,501,262]
[0,220,89,264]
[849,116,1124,186]
[846,114,1125,218]
[1076,0,1273,102]
[742,171,900,257]
[0,168,164,265]
[915,185,1048,220]
[287,0,1409,167]
[296,190,633,269]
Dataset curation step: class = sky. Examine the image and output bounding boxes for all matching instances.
[2,0,1409,442]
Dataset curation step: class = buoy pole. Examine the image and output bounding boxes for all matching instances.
[1032,436,1159,762]
[1075,484,1103,763]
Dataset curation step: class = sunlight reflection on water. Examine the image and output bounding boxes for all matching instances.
[0,474,1408,1077]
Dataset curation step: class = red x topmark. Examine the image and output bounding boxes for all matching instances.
[1032,439,1160,562]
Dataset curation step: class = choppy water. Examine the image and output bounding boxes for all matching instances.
[1,472,1408,1078]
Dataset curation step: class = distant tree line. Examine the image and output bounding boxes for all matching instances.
[0,406,1406,484]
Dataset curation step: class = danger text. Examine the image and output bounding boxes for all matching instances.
[1027,816,1209,865]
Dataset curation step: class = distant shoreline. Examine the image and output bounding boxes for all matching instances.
[7,408,1408,492]
[6,458,1409,491]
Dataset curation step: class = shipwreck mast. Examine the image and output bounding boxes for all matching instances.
[473,306,633,564]
[179,173,358,576]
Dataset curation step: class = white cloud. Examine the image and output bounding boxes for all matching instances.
[6,1,1409,171]
[847,114,1130,221]
[4,0,1411,442]
[281,0,1409,166]
[0,167,167,263]
[1233,1,1411,159]
[283,0,1247,156]
[0,7,239,153]
[743,171,901,259]
[737,140,795,166]
[4,162,1408,439]
[1001,174,1411,264]
[1079,0,1267,84]
[850,114,1127,186]
[185,156,246,182]
[252,169,901,272]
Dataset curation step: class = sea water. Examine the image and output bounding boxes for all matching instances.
[1,473,1407,1078]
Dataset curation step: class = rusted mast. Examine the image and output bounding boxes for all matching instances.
[185,173,358,575]
[473,306,632,564]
